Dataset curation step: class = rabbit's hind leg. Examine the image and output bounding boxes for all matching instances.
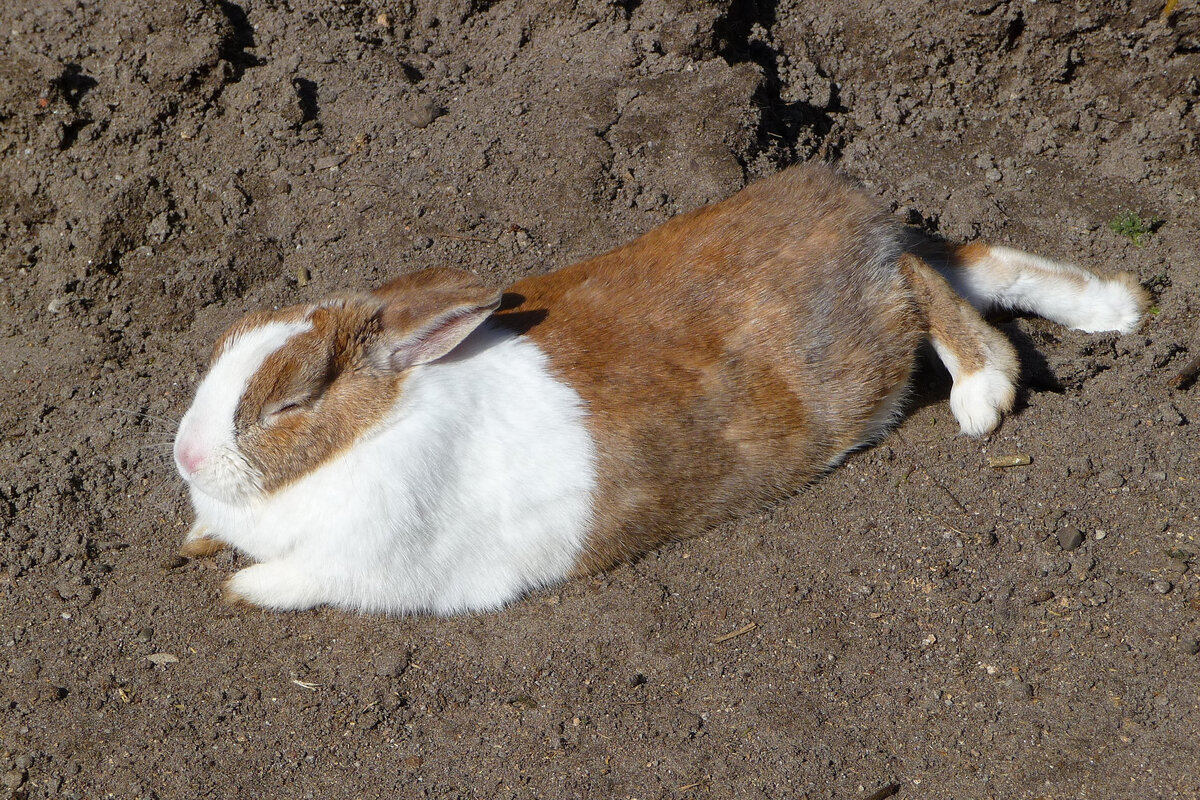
[899,253,1018,437]
[943,243,1146,334]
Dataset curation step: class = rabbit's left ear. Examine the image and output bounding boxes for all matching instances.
[369,270,502,372]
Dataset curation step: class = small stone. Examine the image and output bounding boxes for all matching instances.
[404,755,424,769]
[374,649,410,677]
[1094,529,1107,541]
[1004,680,1034,700]
[1155,403,1185,426]
[921,633,937,647]
[376,11,392,27]
[47,296,69,314]
[145,211,171,242]
[136,627,154,643]
[629,673,647,687]
[314,154,347,171]
[1066,456,1094,478]
[12,756,31,771]
[406,98,444,129]
[1147,471,1168,482]
[1030,589,1055,603]
[1153,580,1173,594]
[3,771,24,789]
[147,653,179,665]
[1097,469,1125,489]
[413,236,433,250]
[986,168,1003,182]
[1180,638,1200,655]
[1057,527,1084,551]
[161,555,187,570]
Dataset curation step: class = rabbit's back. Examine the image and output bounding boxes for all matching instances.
[497,165,922,571]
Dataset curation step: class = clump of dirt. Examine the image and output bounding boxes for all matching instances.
[1,1,1198,798]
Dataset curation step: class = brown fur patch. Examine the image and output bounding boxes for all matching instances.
[899,254,992,374]
[213,271,500,497]
[232,298,405,494]
[495,164,924,573]
[180,536,227,558]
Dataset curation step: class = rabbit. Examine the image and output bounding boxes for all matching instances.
[172,163,1146,615]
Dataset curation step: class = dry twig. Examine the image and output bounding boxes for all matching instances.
[712,622,757,643]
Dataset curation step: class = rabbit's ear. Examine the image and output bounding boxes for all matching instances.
[368,275,502,372]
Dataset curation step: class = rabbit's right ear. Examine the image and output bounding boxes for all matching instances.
[368,276,502,372]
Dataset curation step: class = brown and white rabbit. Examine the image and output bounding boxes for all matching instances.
[173,164,1145,614]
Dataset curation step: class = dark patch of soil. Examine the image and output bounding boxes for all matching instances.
[2,1,1198,798]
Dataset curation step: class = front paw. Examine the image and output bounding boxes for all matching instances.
[180,521,227,558]
[222,563,324,612]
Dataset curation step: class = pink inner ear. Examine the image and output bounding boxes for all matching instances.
[386,300,499,371]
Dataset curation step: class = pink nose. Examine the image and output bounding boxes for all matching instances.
[175,438,206,476]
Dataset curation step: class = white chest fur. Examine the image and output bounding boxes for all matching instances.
[191,325,598,615]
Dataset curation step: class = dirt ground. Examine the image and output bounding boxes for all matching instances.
[1,0,1198,797]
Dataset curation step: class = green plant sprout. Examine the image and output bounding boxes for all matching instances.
[1108,211,1162,247]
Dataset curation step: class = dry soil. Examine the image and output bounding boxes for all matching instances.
[1,1,1199,798]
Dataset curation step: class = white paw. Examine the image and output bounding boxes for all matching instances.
[950,367,1016,436]
[223,563,323,611]
[1073,275,1147,334]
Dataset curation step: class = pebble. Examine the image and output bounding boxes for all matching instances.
[314,154,347,171]
[13,756,31,771]
[1153,580,1173,594]
[1097,469,1125,489]
[136,626,154,643]
[1003,680,1034,700]
[406,98,444,129]
[1155,403,1185,426]
[1094,529,1107,541]
[1066,456,1093,477]
[3,771,24,789]
[374,649,410,677]
[1057,527,1084,551]
[1181,638,1200,655]
[412,236,433,250]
